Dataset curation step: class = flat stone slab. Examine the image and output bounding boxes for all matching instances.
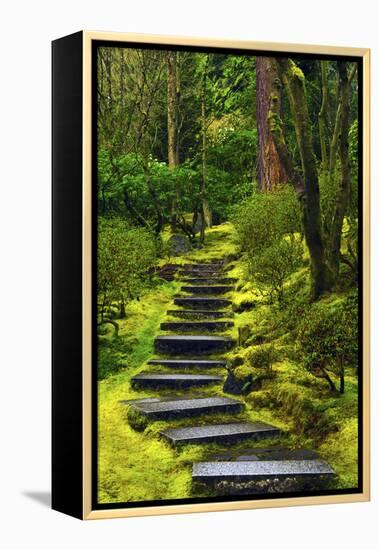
[161,421,281,446]
[167,309,232,319]
[183,263,224,269]
[160,321,234,332]
[184,278,237,285]
[180,270,222,277]
[131,373,223,388]
[154,335,234,355]
[129,396,244,420]
[174,297,232,310]
[120,397,161,405]
[192,460,335,482]
[147,359,227,368]
[181,286,234,295]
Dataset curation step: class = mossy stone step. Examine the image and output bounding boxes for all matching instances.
[184,278,237,285]
[160,321,234,332]
[154,335,234,354]
[166,309,232,319]
[131,373,223,388]
[183,263,224,270]
[192,460,335,483]
[129,396,244,420]
[180,269,223,277]
[174,297,232,310]
[161,421,281,446]
[181,285,234,295]
[147,359,227,368]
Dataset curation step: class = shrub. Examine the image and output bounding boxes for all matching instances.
[98,217,158,329]
[233,186,303,302]
[127,407,149,432]
[297,293,358,394]
[247,345,279,371]
[248,237,304,302]
[233,185,301,257]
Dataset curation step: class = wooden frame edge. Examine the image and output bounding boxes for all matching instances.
[81,31,371,520]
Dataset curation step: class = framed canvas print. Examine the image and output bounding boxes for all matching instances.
[52,31,370,520]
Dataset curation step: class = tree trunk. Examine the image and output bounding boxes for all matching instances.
[167,51,181,231]
[274,58,333,300]
[144,166,164,234]
[167,51,179,167]
[119,298,126,319]
[256,57,287,191]
[328,62,351,278]
[200,56,208,244]
[318,61,330,174]
[339,369,345,394]
[319,366,338,393]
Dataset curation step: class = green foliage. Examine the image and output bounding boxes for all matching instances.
[233,185,301,255]
[97,338,130,380]
[233,186,303,301]
[127,407,149,432]
[250,237,304,302]
[94,49,361,501]
[247,344,279,371]
[207,127,257,185]
[297,293,358,392]
[98,217,158,324]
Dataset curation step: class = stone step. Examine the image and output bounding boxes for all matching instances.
[174,297,232,310]
[160,321,234,332]
[181,285,234,295]
[131,373,223,388]
[161,421,281,446]
[183,263,224,270]
[184,278,237,285]
[154,335,234,354]
[129,396,244,420]
[167,309,232,319]
[192,460,335,483]
[147,359,227,368]
[180,269,223,277]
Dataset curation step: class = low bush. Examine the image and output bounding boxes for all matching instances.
[247,344,280,371]
[297,292,358,394]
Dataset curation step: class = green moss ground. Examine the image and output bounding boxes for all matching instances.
[98,222,359,504]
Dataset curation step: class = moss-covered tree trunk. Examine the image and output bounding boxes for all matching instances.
[328,62,352,277]
[318,61,331,175]
[273,58,333,299]
[256,57,287,191]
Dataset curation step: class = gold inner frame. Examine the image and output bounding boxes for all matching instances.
[82,31,371,520]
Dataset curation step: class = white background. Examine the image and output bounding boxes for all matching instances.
[0,1,377,548]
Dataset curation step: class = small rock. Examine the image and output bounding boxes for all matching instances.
[168,234,191,256]
[223,369,253,395]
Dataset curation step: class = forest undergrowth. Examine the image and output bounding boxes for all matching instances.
[98,223,358,503]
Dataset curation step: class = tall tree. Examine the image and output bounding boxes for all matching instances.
[167,51,179,167]
[268,57,356,299]
[327,61,353,276]
[167,51,180,230]
[269,58,332,299]
[256,57,287,191]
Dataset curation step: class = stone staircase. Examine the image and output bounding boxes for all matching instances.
[126,258,335,496]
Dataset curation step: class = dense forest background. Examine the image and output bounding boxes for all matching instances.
[97,47,359,389]
[96,47,360,501]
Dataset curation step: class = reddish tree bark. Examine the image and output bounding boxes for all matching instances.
[256,57,287,191]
